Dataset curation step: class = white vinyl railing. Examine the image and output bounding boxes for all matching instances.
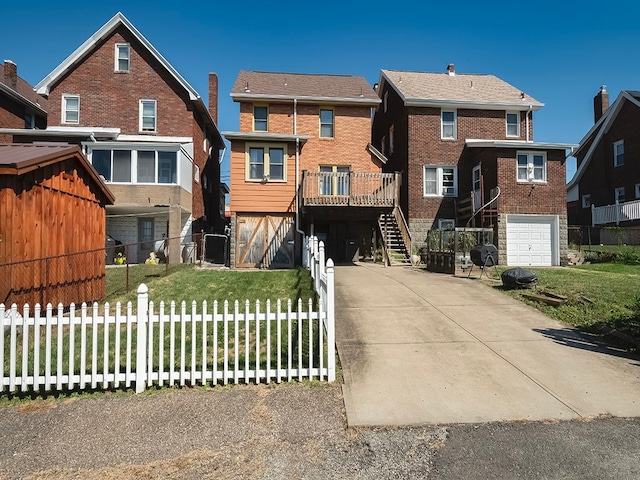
[592,199,640,226]
[1,247,335,394]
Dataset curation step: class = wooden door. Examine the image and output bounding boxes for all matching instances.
[236,214,294,268]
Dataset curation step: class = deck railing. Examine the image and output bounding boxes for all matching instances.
[301,171,398,207]
[592,199,640,226]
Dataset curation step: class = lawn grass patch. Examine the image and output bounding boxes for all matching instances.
[486,264,640,347]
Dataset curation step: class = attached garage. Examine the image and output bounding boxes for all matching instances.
[506,215,559,266]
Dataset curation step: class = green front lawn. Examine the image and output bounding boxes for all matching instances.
[487,263,640,346]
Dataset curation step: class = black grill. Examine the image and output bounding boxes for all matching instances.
[470,244,498,267]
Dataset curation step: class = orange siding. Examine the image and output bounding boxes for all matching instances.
[229,141,297,213]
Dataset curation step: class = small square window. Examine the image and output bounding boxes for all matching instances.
[320,109,334,138]
[582,194,591,208]
[614,140,624,167]
[115,43,130,72]
[254,106,268,131]
[62,95,79,124]
[140,99,157,132]
[506,112,520,137]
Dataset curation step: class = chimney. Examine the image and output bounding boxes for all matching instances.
[208,72,218,125]
[3,59,17,90]
[446,63,455,76]
[593,85,609,123]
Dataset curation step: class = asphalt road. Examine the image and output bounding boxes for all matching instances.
[1,385,639,479]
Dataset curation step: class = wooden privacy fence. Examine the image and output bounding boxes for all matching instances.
[1,249,335,395]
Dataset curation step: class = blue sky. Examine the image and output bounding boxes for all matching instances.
[2,0,638,184]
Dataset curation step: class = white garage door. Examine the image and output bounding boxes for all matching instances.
[506,215,557,266]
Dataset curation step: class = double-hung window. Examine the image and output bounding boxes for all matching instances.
[140,99,157,132]
[247,144,286,181]
[115,43,130,72]
[614,140,624,167]
[517,152,546,182]
[506,112,520,137]
[320,166,349,196]
[424,165,457,197]
[320,109,334,138]
[615,187,625,203]
[582,194,591,208]
[636,183,640,199]
[441,110,456,139]
[254,106,268,131]
[62,95,79,124]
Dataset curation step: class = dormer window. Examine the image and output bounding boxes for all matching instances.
[253,106,268,131]
[115,43,130,72]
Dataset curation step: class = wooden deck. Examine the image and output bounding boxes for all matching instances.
[301,171,399,207]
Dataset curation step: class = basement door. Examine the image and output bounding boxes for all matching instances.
[506,215,558,266]
[236,214,295,268]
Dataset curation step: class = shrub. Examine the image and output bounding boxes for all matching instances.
[617,247,640,265]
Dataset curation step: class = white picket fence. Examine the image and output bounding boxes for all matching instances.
[1,239,335,394]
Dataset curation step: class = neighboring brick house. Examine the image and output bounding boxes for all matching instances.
[372,65,576,266]
[0,60,47,137]
[224,71,396,268]
[14,12,225,263]
[567,87,640,238]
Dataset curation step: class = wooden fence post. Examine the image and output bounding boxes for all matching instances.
[136,283,148,393]
[326,259,335,382]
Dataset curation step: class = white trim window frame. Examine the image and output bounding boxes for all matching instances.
[581,194,591,208]
[115,43,130,72]
[441,109,456,140]
[62,94,80,124]
[506,111,520,137]
[246,143,287,182]
[424,165,457,197]
[139,99,157,133]
[253,105,268,132]
[516,151,547,183]
[319,109,334,138]
[90,148,178,185]
[615,186,625,203]
[613,140,624,167]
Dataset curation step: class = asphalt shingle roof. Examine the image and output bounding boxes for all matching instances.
[0,62,48,111]
[231,71,380,104]
[382,69,542,107]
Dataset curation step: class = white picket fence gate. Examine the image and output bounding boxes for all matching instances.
[1,238,335,394]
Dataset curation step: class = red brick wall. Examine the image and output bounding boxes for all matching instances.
[46,26,192,136]
[573,101,640,225]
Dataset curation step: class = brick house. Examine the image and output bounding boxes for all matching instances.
[0,60,47,136]
[372,65,576,266]
[567,87,640,240]
[16,12,225,263]
[224,71,398,268]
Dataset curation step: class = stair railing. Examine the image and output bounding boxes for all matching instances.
[393,206,412,258]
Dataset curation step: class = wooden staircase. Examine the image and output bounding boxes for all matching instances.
[378,209,411,265]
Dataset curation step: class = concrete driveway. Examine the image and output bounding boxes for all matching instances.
[335,263,640,426]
